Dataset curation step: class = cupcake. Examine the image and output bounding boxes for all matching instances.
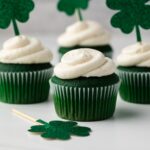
[50,48,119,121]
[0,35,53,104]
[117,43,150,104]
[58,21,113,58]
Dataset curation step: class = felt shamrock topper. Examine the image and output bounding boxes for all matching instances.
[29,119,91,140]
[0,0,34,36]
[12,109,91,140]
[106,0,150,42]
[57,0,90,21]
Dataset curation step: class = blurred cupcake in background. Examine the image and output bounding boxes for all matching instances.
[57,0,113,58]
[58,20,113,58]
[117,43,150,104]
[0,35,53,104]
[106,0,150,104]
[50,48,119,121]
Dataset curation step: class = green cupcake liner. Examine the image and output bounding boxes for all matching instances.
[50,81,119,121]
[0,68,53,104]
[118,69,150,104]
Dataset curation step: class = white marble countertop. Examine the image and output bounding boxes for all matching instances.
[0,35,150,150]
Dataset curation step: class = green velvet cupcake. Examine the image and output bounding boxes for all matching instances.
[58,21,113,58]
[0,35,53,104]
[117,43,150,104]
[50,48,119,121]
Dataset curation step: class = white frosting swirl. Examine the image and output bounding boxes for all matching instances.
[58,21,111,47]
[117,43,150,67]
[0,35,53,64]
[54,48,116,79]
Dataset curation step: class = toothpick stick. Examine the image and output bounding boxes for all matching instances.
[75,8,83,21]
[12,109,41,125]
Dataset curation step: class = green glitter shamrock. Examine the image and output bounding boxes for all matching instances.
[106,0,150,42]
[57,0,90,21]
[28,119,91,140]
[0,0,34,36]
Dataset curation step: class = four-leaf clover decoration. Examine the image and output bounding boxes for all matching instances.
[106,0,150,42]
[0,0,34,35]
[57,0,90,21]
[28,119,91,140]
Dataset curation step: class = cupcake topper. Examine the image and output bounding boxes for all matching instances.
[0,0,34,36]
[57,0,90,21]
[12,109,91,140]
[106,0,150,43]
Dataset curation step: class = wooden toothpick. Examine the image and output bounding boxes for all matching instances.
[12,109,41,125]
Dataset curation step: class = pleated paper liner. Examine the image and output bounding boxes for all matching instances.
[50,81,119,121]
[0,68,53,104]
[118,70,150,104]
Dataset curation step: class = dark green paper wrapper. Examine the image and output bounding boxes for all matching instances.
[58,45,113,58]
[0,68,53,104]
[50,79,119,121]
[118,67,150,104]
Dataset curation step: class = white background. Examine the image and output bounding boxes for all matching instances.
[0,0,150,150]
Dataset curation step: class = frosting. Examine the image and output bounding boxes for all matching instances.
[0,35,53,64]
[58,21,111,47]
[54,48,116,79]
[117,43,150,67]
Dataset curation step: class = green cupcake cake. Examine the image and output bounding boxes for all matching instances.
[117,43,150,104]
[58,21,113,58]
[50,48,119,121]
[57,0,113,58]
[0,0,53,104]
[0,35,53,104]
[106,0,150,104]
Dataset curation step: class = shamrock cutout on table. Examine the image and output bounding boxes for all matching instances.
[57,0,90,21]
[106,0,150,42]
[28,119,91,140]
[0,0,34,35]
